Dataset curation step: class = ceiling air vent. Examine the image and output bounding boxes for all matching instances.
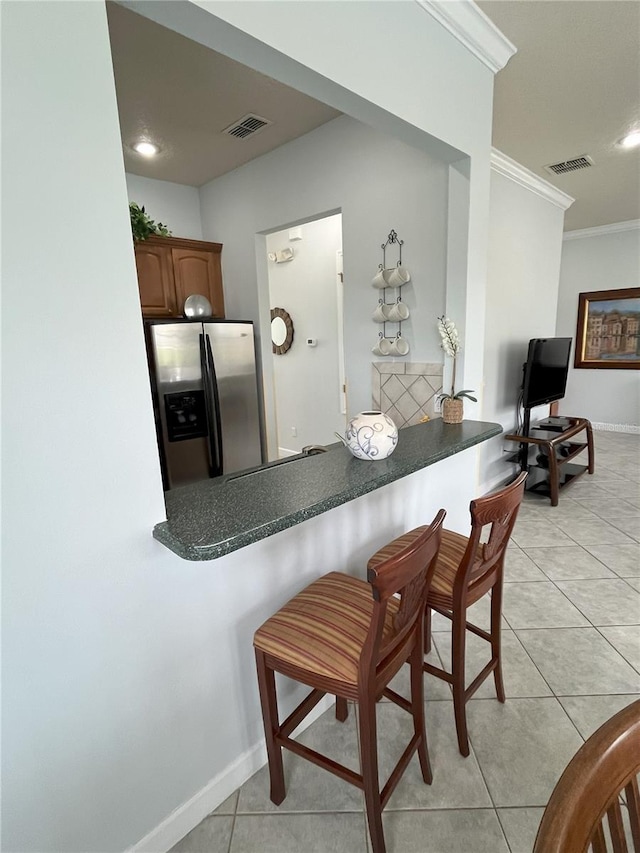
[544,155,594,176]
[223,114,272,140]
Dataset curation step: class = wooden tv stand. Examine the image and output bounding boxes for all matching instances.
[505,417,595,506]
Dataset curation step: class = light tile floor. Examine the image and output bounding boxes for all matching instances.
[171,430,640,853]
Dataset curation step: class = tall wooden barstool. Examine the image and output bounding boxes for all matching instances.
[423,472,527,756]
[253,510,445,853]
[534,698,640,852]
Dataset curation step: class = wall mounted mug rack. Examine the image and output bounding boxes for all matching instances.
[371,229,411,357]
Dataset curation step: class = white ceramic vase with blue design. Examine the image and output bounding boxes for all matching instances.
[336,411,398,461]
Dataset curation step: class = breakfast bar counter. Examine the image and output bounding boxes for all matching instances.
[153,418,502,561]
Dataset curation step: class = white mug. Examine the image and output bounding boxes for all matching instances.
[386,301,410,322]
[372,337,392,357]
[371,268,395,289]
[388,266,411,288]
[372,302,392,323]
[389,336,410,356]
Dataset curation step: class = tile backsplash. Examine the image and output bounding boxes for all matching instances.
[372,362,443,428]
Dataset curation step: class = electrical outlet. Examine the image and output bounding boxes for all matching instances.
[434,395,442,414]
[291,426,297,437]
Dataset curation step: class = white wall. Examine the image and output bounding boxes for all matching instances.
[557,225,640,428]
[2,3,499,852]
[2,4,169,850]
[480,165,567,489]
[199,116,450,453]
[266,215,345,456]
[125,173,204,239]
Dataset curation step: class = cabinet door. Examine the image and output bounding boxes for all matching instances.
[134,243,177,317]
[172,247,225,318]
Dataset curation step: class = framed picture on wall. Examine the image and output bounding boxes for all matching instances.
[575,287,640,369]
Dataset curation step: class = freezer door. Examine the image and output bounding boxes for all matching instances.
[203,322,263,474]
[148,322,214,488]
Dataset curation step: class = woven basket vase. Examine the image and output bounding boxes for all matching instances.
[442,398,463,424]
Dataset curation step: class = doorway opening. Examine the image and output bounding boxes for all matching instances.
[264,212,346,459]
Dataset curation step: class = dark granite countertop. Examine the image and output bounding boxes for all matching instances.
[153,419,502,561]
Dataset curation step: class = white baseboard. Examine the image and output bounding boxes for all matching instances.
[591,422,640,435]
[127,695,334,853]
[278,446,299,457]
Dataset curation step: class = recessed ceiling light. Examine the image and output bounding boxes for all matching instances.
[619,131,640,149]
[133,141,160,157]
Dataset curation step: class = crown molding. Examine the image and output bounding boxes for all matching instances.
[491,149,575,211]
[563,220,640,241]
[415,0,517,74]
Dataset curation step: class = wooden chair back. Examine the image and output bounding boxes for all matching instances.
[534,698,640,852]
[363,509,445,689]
[453,471,527,600]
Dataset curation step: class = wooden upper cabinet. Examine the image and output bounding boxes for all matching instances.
[134,242,177,317]
[172,246,224,319]
[134,235,225,319]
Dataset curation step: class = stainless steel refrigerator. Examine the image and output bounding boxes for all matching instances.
[145,319,263,489]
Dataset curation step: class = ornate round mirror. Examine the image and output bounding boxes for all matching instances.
[271,307,294,355]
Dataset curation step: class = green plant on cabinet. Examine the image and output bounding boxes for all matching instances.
[129,202,172,242]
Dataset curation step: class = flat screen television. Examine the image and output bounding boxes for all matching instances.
[522,337,572,409]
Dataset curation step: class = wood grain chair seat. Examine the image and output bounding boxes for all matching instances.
[423,472,527,756]
[253,511,445,853]
[534,698,640,852]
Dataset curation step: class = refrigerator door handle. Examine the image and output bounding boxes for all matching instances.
[205,332,224,474]
[199,332,219,476]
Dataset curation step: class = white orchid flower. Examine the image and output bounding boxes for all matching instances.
[437,316,461,356]
[436,315,476,405]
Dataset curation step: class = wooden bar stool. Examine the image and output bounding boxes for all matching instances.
[534,698,640,852]
[423,472,527,756]
[253,510,445,853]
